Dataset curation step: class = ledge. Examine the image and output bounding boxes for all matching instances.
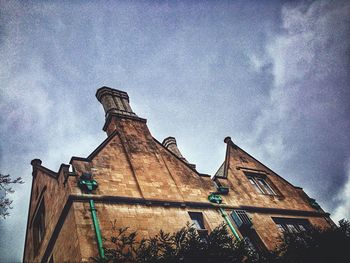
[236,166,270,174]
[71,194,329,217]
[39,193,331,263]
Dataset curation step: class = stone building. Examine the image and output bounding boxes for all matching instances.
[23,87,333,262]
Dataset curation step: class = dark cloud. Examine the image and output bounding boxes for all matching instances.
[243,0,350,219]
[0,1,349,261]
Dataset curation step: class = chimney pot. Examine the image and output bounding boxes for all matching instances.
[96,86,146,135]
[162,137,196,169]
[96,86,137,118]
[224,136,232,143]
[31,159,42,178]
[31,159,42,167]
[162,137,185,160]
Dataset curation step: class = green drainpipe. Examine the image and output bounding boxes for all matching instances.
[219,207,241,241]
[89,199,105,260]
[208,193,240,241]
[78,173,105,260]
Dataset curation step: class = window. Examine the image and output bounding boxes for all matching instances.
[231,210,253,229]
[286,224,298,233]
[256,178,277,195]
[189,212,205,229]
[245,172,278,196]
[188,212,208,240]
[272,218,310,233]
[33,199,45,255]
[276,223,285,232]
[247,176,264,194]
[297,224,306,231]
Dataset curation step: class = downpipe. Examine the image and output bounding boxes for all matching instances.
[78,173,105,260]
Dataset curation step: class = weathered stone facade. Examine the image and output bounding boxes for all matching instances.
[23,87,333,262]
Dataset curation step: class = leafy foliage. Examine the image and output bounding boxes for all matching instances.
[0,173,24,219]
[96,223,270,263]
[275,219,350,263]
[95,219,350,263]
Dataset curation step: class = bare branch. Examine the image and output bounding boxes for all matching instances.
[0,173,24,219]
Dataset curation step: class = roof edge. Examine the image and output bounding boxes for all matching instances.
[153,137,200,175]
[219,136,296,188]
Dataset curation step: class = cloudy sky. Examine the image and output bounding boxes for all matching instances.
[0,0,349,261]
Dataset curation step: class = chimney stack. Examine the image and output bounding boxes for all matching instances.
[96,87,146,135]
[162,137,196,169]
[96,86,138,118]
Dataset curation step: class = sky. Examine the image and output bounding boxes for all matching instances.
[0,0,349,261]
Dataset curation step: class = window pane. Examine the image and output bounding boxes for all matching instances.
[276,224,286,232]
[188,212,205,229]
[297,224,306,231]
[273,218,310,234]
[192,219,203,229]
[257,178,276,195]
[248,177,264,194]
[286,224,299,233]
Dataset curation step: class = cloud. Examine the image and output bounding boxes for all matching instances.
[0,1,349,262]
[0,3,107,260]
[333,159,350,222]
[247,0,350,219]
[0,60,53,131]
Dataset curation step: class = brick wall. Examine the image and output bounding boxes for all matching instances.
[73,202,226,261]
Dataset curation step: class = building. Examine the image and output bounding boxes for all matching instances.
[23,87,333,262]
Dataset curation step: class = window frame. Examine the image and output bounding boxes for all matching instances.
[247,176,265,194]
[272,217,310,233]
[256,178,277,195]
[188,212,209,240]
[244,172,279,196]
[188,212,206,230]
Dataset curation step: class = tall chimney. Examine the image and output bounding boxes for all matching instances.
[96,87,138,118]
[96,87,146,135]
[162,137,196,169]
